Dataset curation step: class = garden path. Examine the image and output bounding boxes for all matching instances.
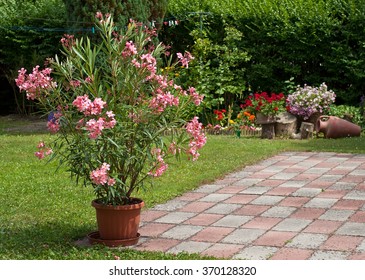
[135,152,365,260]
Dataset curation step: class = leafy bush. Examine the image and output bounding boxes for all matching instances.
[0,0,67,114]
[328,105,364,126]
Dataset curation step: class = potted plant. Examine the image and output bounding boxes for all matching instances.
[240,92,286,139]
[240,92,286,124]
[15,13,206,246]
[286,82,336,129]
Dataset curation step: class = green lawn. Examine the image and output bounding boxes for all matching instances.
[1,121,365,259]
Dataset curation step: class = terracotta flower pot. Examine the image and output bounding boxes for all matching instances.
[316,115,361,139]
[89,198,144,247]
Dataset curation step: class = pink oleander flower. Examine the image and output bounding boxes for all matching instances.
[122,41,138,57]
[86,118,105,139]
[15,66,55,100]
[148,148,168,177]
[85,76,93,83]
[185,117,207,161]
[95,12,103,20]
[149,91,179,112]
[60,34,75,50]
[35,141,53,160]
[188,87,204,105]
[90,162,115,186]
[70,80,81,88]
[72,95,106,116]
[47,120,60,133]
[177,51,194,68]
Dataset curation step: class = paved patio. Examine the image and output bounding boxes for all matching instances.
[134,152,365,259]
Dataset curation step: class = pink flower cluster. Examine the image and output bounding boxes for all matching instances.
[141,53,157,80]
[73,95,116,139]
[149,90,179,113]
[69,80,81,88]
[177,51,194,68]
[85,112,116,139]
[185,117,207,161]
[15,66,56,100]
[72,95,106,116]
[148,148,168,177]
[34,141,53,160]
[47,111,62,133]
[122,41,138,58]
[188,87,204,106]
[90,163,116,186]
[60,34,75,50]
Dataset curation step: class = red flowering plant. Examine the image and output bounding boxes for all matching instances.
[241,92,287,117]
[15,13,206,206]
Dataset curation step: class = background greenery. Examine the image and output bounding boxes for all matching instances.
[166,0,365,109]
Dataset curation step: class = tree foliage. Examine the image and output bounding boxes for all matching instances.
[62,0,168,27]
[167,0,365,105]
[0,0,67,114]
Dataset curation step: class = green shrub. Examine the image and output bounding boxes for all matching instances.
[328,105,364,126]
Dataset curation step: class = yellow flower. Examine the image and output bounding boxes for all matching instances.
[229,119,235,124]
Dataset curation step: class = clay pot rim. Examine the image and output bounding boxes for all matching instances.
[92,198,144,211]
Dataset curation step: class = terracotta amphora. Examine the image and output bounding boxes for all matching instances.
[316,116,361,139]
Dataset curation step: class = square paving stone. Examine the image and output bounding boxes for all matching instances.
[241,217,282,230]
[303,168,330,174]
[309,250,350,260]
[168,241,213,254]
[319,209,355,221]
[161,225,204,240]
[272,218,312,232]
[292,188,323,197]
[202,244,244,259]
[155,212,196,224]
[254,231,297,247]
[240,186,271,195]
[303,220,343,234]
[279,181,308,188]
[270,172,298,180]
[153,199,189,211]
[355,240,365,252]
[184,213,224,226]
[350,169,365,176]
[235,178,264,187]
[199,193,233,202]
[285,233,328,249]
[270,248,314,260]
[194,184,226,193]
[233,246,278,260]
[320,235,363,251]
[205,203,242,214]
[190,227,234,243]
[304,198,338,209]
[336,222,365,236]
[213,215,252,228]
[329,182,357,191]
[221,228,266,244]
[344,190,365,201]
[261,206,297,218]
[250,195,285,205]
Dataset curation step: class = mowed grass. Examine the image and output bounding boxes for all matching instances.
[1,121,365,259]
